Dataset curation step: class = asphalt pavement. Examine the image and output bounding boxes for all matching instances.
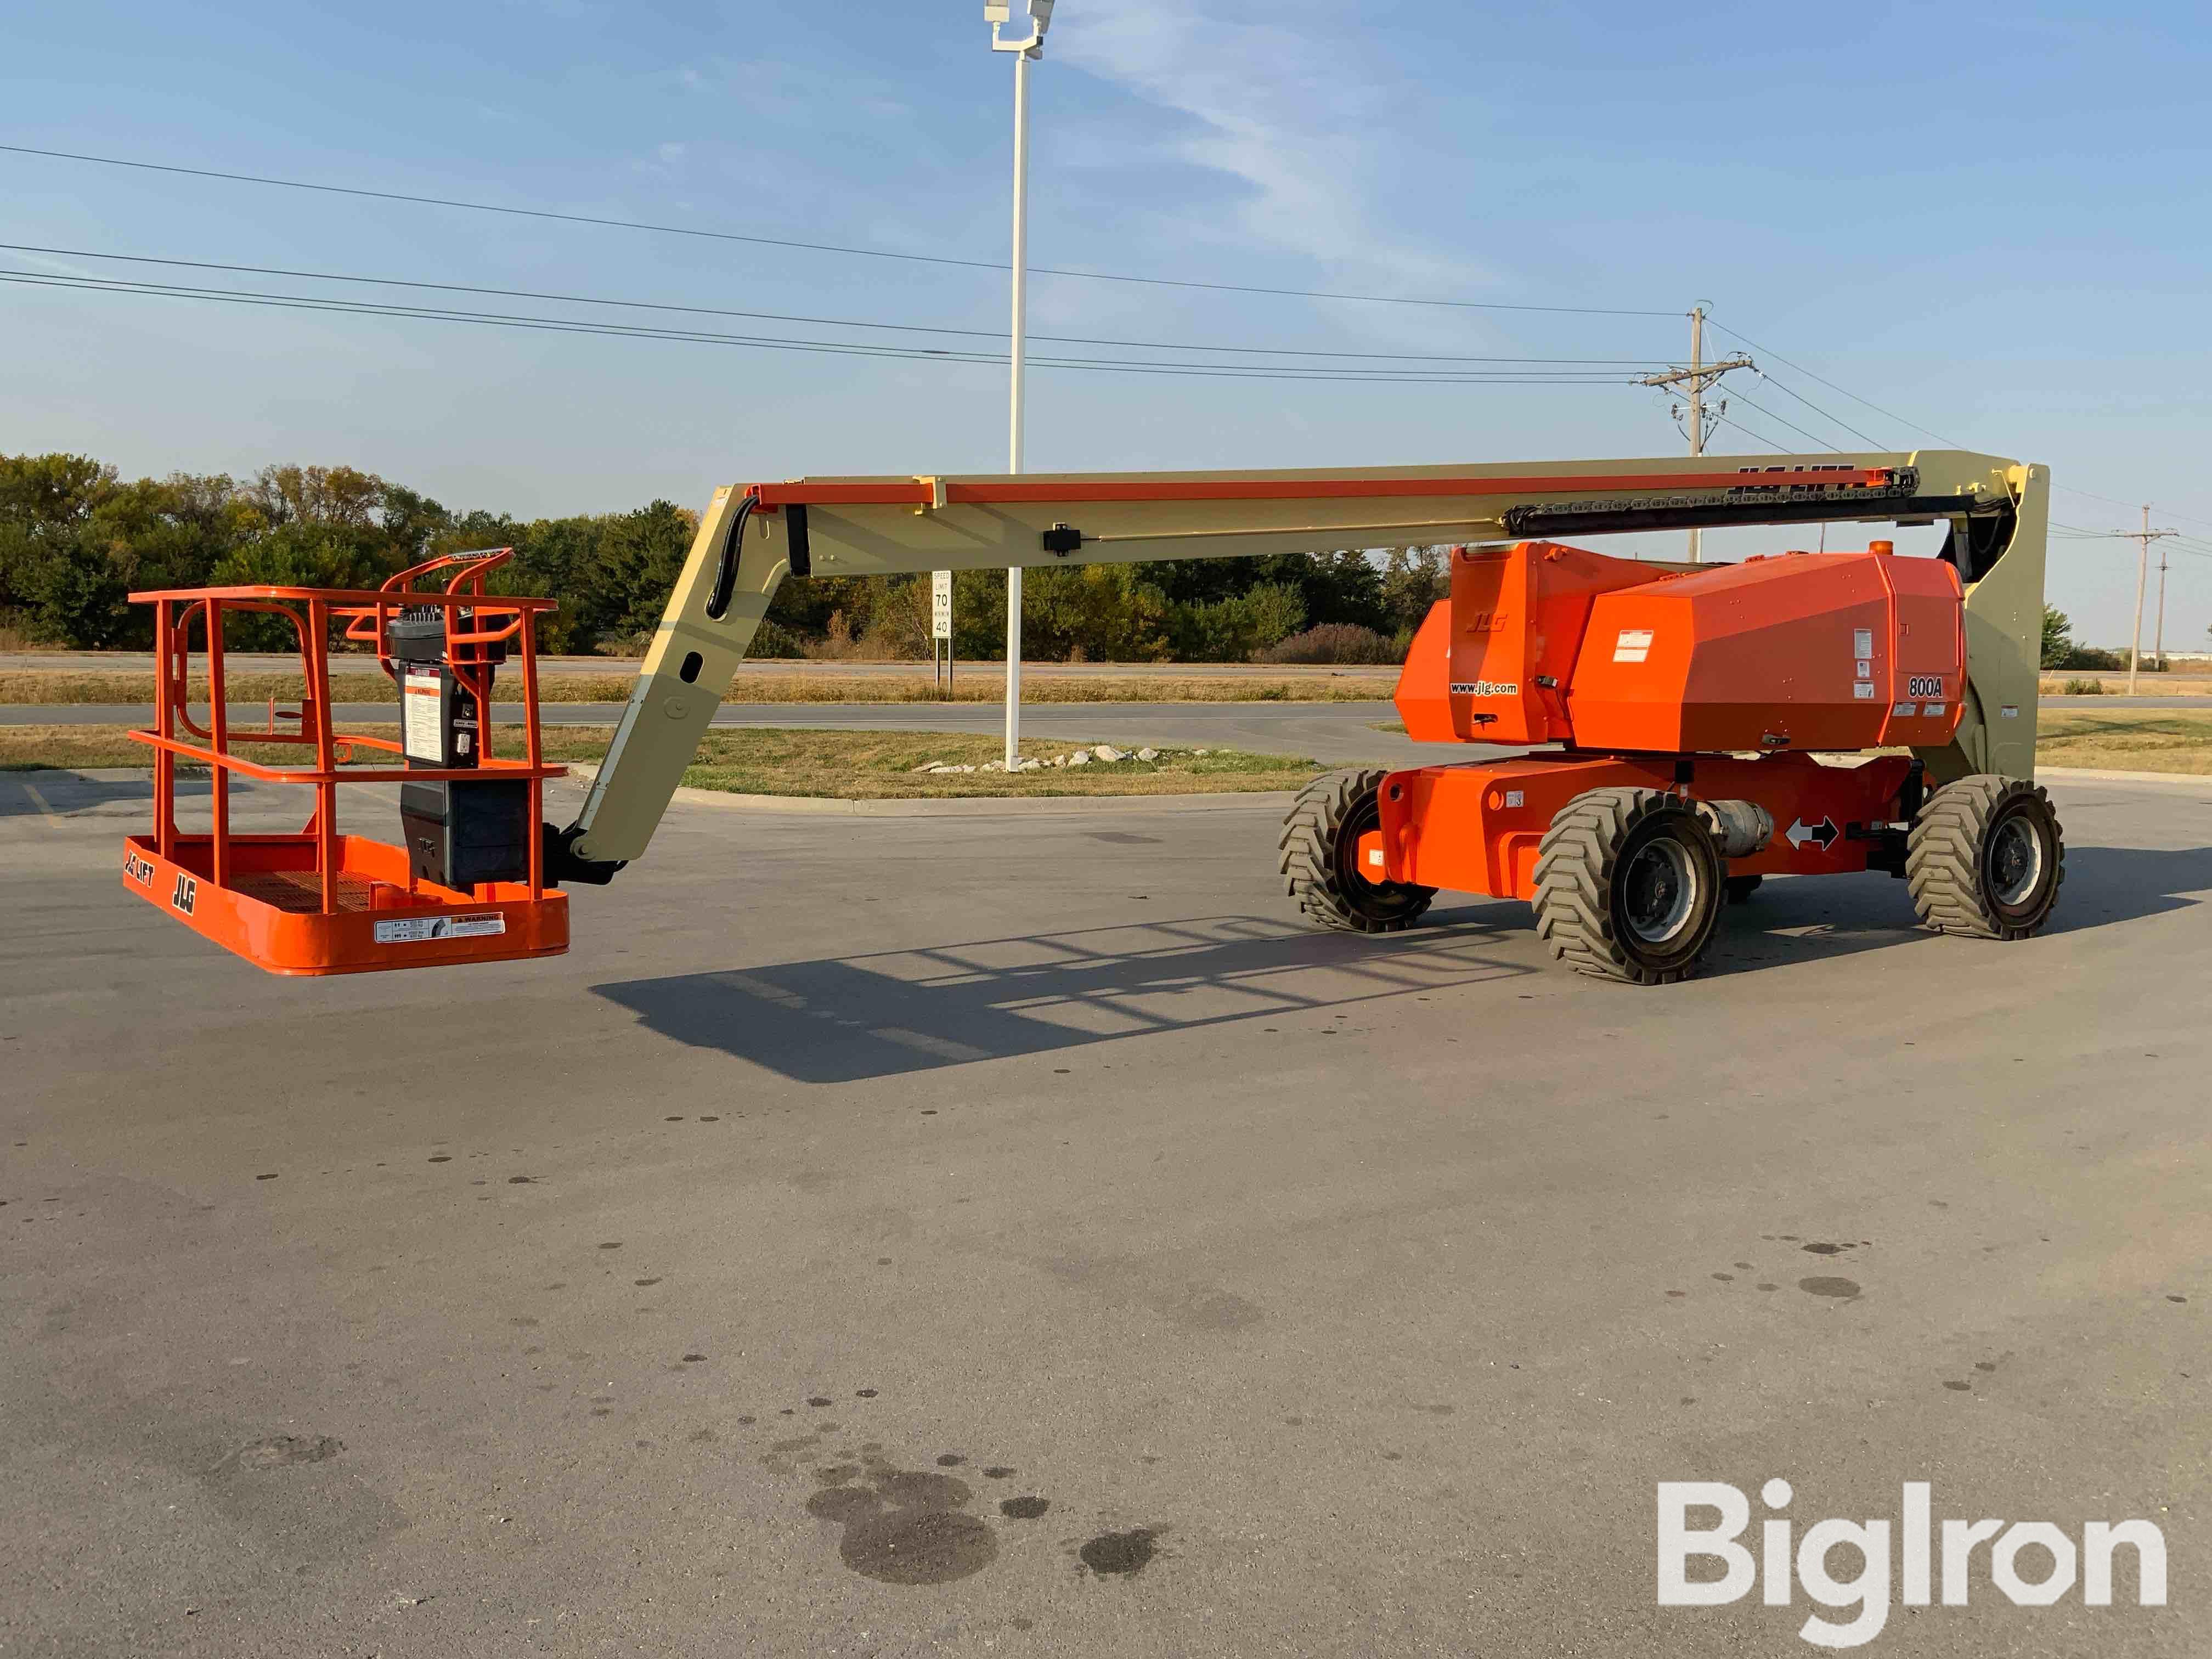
[3,760,2207,1656]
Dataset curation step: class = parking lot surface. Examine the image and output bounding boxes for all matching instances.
[3,768,2206,1656]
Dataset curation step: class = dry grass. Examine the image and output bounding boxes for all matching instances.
[669,729,1319,798]
[2035,708,2212,774]
[2039,674,2212,696]
[0,669,1392,706]
[1,723,1322,797]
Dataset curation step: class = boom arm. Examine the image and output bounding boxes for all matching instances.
[559,449,2045,872]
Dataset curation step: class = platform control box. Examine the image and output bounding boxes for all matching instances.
[388,611,529,890]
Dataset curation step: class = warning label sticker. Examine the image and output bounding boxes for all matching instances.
[374,913,507,945]
[1922,701,1946,717]
[402,669,443,762]
[1612,629,1654,663]
[1892,701,1917,716]
[1853,628,1875,659]
[1853,682,1878,700]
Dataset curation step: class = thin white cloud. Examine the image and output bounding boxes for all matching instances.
[1053,0,1484,304]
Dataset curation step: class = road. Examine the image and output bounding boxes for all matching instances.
[3,759,2205,1656]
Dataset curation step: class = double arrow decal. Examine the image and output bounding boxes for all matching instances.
[1786,817,1839,851]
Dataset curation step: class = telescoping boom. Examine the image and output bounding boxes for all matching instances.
[560,450,2046,883]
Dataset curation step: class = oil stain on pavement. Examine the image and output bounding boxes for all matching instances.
[752,1392,1064,1587]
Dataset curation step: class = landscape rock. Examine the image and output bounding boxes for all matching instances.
[1092,744,1125,762]
[1069,752,1092,766]
[1136,747,1159,761]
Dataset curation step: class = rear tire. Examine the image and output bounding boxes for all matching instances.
[1533,788,1724,984]
[1906,775,2064,939]
[1279,768,1436,934]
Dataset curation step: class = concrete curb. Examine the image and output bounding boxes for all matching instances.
[2039,766,2212,788]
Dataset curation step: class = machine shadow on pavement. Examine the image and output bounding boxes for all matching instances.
[2042,842,2212,930]
[1702,840,2210,973]
[593,910,1538,1084]
[597,839,2212,1081]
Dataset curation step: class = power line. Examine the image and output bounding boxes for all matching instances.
[0,142,1680,318]
[2051,520,2212,561]
[0,242,1673,367]
[2056,481,2212,537]
[1702,317,1965,447]
[1746,371,1886,448]
[1708,409,1804,453]
[0,270,1645,385]
[1722,388,1848,453]
[1711,314,2212,548]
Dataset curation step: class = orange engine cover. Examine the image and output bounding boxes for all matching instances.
[1393,540,1967,754]
[1569,550,1966,752]
[1395,541,1667,744]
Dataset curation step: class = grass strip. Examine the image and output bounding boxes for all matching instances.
[1,724,1323,796]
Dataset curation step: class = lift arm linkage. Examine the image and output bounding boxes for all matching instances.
[560,449,2045,870]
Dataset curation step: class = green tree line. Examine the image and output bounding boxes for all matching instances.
[0,452,1443,662]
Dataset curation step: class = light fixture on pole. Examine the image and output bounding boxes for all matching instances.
[986,0,1053,769]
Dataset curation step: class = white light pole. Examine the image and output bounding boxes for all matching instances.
[986,0,1052,769]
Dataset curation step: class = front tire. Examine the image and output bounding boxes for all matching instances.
[1906,776,2064,939]
[1279,768,1436,934]
[1533,788,1724,984]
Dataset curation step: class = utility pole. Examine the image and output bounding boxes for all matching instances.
[2154,532,2170,669]
[1637,306,1752,562]
[986,0,1053,769]
[2126,504,2178,694]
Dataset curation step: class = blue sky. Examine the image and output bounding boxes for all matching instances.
[4,0,2209,643]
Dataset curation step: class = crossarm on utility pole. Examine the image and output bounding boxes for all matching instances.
[557,449,2035,868]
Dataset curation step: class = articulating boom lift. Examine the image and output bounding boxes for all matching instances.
[125,450,2059,983]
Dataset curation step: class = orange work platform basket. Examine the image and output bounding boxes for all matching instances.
[121,550,569,975]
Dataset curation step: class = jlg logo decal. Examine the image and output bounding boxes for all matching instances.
[122,851,155,886]
[171,874,198,915]
[1462,610,1511,633]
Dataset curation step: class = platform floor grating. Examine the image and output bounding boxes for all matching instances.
[228,869,389,915]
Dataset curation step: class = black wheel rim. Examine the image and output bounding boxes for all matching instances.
[1609,814,1717,967]
[1622,839,1696,945]
[1984,799,2053,919]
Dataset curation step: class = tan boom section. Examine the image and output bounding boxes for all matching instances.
[565,452,2044,868]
